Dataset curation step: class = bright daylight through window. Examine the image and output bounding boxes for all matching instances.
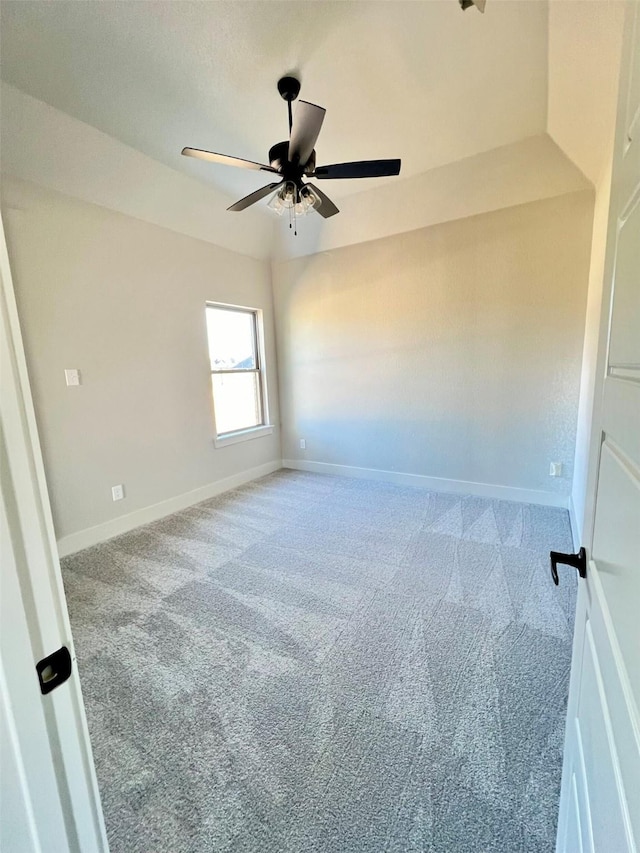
[206,304,266,437]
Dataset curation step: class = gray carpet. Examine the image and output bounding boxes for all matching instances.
[62,470,577,853]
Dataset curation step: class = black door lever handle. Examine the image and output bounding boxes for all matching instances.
[549,547,587,586]
[36,646,72,695]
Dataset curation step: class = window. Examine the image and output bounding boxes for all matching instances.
[205,303,272,446]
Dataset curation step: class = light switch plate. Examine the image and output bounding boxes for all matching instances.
[549,462,563,477]
[65,369,80,386]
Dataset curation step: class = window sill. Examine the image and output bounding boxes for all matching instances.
[213,425,274,449]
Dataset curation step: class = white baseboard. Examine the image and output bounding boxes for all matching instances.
[58,457,572,557]
[283,458,570,509]
[56,459,282,557]
[568,493,581,550]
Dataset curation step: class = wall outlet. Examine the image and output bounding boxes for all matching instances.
[299,438,306,450]
[64,369,81,386]
[549,462,563,477]
[111,484,125,501]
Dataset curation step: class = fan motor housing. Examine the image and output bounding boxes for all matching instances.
[269,141,316,176]
[268,141,288,171]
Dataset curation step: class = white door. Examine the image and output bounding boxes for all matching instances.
[1,482,69,851]
[556,3,640,851]
[0,210,108,852]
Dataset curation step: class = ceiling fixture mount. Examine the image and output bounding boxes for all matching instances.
[181,76,401,231]
[459,0,486,12]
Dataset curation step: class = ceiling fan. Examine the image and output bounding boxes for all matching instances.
[181,76,401,222]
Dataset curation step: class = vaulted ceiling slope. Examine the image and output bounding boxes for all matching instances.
[0,1,623,259]
[547,0,625,187]
[0,0,548,202]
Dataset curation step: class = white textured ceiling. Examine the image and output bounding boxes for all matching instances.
[547,0,625,185]
[0,1,548,206]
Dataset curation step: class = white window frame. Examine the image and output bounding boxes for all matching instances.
[206,301,273,448]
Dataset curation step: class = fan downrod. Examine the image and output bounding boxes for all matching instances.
[277,76,301,102]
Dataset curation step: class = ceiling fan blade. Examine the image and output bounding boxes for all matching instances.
[313,159,401,180]
[182,148,279,173]
[306,183,339,218]
[227,182,283,212]
[288,101,326,167]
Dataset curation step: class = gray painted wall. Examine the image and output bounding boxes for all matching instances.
[273,191,594,499]
[4,176,595,544]
[2,178,281,540]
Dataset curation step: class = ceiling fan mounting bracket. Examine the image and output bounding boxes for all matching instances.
[277,76,301,102]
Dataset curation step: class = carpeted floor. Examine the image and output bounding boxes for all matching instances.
[62,470,577,853]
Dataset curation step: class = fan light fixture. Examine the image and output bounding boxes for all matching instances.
[268,182,320,218]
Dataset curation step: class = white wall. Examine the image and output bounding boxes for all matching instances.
[547,0,625,541]
[570,167,615,540]
[274,191,594,502]
[2,10,618,539]
[1,178,281,550]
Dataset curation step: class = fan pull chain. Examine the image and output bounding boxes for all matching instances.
[288,202,297,236]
